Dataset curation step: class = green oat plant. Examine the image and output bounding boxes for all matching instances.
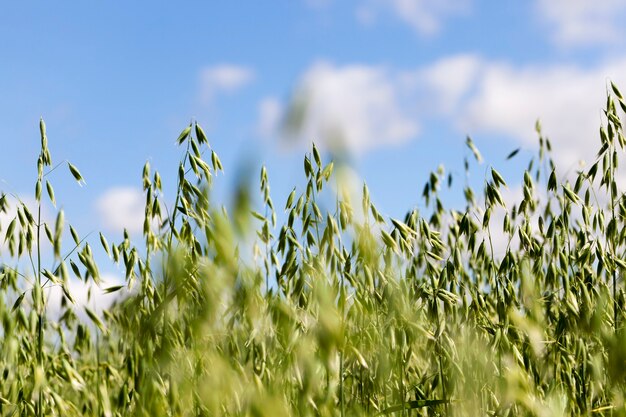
[2,83,626,416]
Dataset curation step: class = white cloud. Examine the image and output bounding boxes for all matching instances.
[358,0,470,35]
[391,53,626,171]
[535,0,626,47]
[257,97,283,139]
[405,54,482,114]
[47,273,128,319]
[95,187,145,234]
[261,54,626,164]
[457,58,626,171]
[199,64,254,104]
[265,61,419,155]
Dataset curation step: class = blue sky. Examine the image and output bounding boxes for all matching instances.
[2,1,626,287]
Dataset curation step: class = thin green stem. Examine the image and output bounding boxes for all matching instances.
[36,202,44,417]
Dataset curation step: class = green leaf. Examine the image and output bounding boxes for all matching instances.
[11,292,25,311]
[70,259,81,278]
[465,136,482,163]
[378,399,450,415]
[42,269,60,284]
[211,150,223,171]
[99,232,110,256]
[195,123,208,145]
[176,125,192,144]
[351,346,369,369]
[4,218,15,243]
[426,251,443,261]
[381,230,398,253]
[491,168,506,188]
[46,180,56,206]
[84,307,105,332]
[251,211,266,221]
[35,179,42,201]
[563,184,580,203]
[506,148,520,160]
[285,188,296,210]
[68,162,85,185]
[312,143,321,167]
[322,162,334,180]
[611,81,623,99]
[103,285,125,294]
[55,210,64,236]
[70,225,79,245]
[548,170,557,191]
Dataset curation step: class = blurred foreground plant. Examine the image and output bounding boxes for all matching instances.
[2,84,626,416]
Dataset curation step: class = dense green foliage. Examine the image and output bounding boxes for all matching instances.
[2,85,626,417]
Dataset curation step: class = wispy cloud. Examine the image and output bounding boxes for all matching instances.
[259,61,419,155]
[199,64,255,104]
[257,97,283,139]
[405,54,483,114]
[357,0,470,35]
[95,187,145,234]
[535,0,626,47]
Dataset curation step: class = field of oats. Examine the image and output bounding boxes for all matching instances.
[1,84,626,417]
